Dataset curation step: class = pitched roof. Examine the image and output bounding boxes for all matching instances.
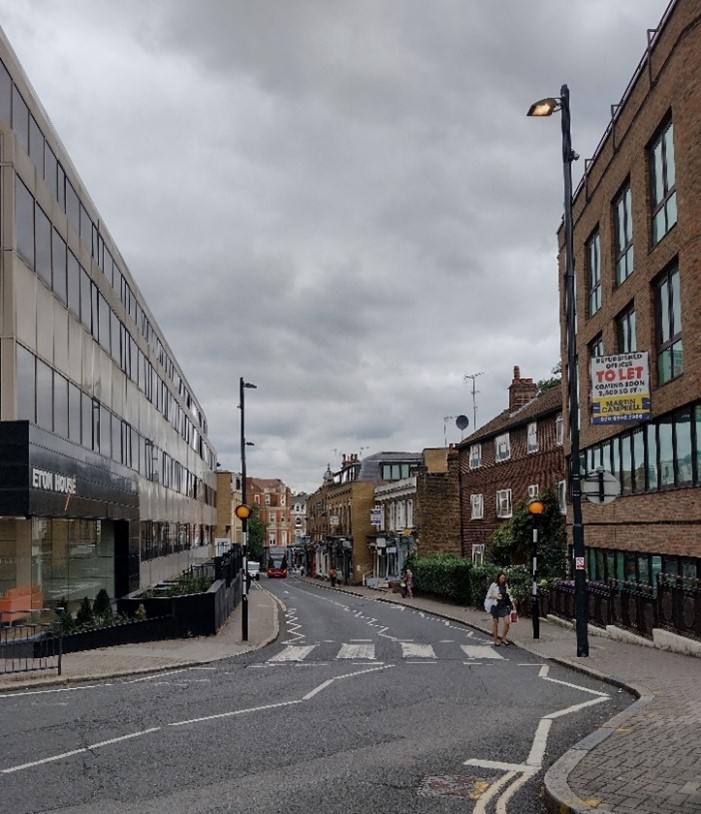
[458,385,563,446]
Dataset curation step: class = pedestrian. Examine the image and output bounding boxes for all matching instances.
[403,566,413,598]
[329,565,337,588]
[485,571,515,646]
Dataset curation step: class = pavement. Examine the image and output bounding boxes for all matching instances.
[2,577,700,814]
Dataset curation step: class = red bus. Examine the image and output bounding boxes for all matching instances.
[267,546,288,578]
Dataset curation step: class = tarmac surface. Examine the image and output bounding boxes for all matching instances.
[1,577,700,814]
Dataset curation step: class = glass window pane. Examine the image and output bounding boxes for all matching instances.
[12,85,29,152]
[638,555,650,586]
[659,417,674,486]
[67,251,80,318]
[79,204,92,253]
[696,406,701,485]
[57,163,66,212]
[36,358,53,430]
[98,292,110,352]
[29,115,44,174]
[16,343,36,422]
[100,405,111,457]
[81,393,93,449]
[0,59,11,125]
[647,423,658,489]
[676,409,692,486]
[632,428,645,492]
[66,181,80,234]
[665,126,676,188]
[620,434,632,493]
[681,559,697,580]
[35,204,52,287]
[15,177,34,269]
[68,382,81,443]
[52,229,67,305]
[53,372,68,438]
[80,268,91,332]
[44,143,58,196]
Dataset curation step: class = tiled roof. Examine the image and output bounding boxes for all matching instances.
[458,385,563,447]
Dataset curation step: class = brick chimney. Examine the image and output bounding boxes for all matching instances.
[508,365,538,412]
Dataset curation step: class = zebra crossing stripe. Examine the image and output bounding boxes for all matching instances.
[269,645,317,662]
[460,645,505,660]
[400,642,436,659]
[337,643,375,660]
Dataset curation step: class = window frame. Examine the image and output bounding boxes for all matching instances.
[494,433,511,463]
[470,493,484,520]
[650,119,677,245]
[496,488,513,518]
[586,229,602,316]
[616,303,637,354]
[614,182,634,285]
[655,263,682,384]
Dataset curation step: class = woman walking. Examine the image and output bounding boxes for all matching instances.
[485,571,515,646]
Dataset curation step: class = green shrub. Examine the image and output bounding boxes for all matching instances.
[76,596,94,627]
[412,553,472,604]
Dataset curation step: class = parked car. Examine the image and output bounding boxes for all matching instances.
[247,561,261,581]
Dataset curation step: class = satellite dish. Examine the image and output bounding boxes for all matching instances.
[456,415,469,430]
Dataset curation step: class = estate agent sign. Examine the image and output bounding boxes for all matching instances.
[590,351,651,424]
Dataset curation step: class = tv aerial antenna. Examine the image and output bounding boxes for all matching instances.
[463,371,484,430]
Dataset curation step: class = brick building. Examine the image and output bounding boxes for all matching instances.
[306,451,422,584]
[556,0,701,584]
[247,478,292,560]
[414,447,461,557]
[458,368,565,561]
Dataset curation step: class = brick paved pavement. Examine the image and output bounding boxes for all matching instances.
[1,577,700,814]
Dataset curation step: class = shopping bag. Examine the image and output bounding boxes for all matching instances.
[510,610,518,623]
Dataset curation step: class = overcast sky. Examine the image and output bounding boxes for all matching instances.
[1,0,671,493]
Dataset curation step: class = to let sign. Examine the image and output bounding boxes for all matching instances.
[590,352,651,424]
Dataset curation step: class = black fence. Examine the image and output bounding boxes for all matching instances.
[541,574,701,642]
[0,610,63,675]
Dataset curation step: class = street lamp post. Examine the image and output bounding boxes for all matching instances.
[526,498,544,639]
[528,84,589,657]
[239,377,257,642]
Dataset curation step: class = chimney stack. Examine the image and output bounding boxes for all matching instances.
[508,365,538,412]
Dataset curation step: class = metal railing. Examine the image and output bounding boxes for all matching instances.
[541,574,701,642]
[0,608,63,676]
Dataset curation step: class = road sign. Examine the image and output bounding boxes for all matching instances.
[582,468,618,505]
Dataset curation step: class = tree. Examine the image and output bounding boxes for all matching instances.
[537,362,562,395]
[247,505,267,562]
[487,488,566,580]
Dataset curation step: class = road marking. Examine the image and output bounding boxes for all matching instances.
[268,645,317,662]
[1,728,161,774]
[460,645,505,660]
[400,642,436,659]
[337,643,375,660]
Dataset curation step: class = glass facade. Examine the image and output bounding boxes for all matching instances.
[0,37,218,605]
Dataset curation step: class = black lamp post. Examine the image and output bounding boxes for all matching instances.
[528,84,589,657]
[238,377,257,642]
[526,497,544,639]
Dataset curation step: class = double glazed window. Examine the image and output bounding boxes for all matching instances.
[614,183,634,284]
[655,264,682,384]
[496,489,513,518]
[586,230,602,316]
[650,120,677,245]
[616,304,637,353]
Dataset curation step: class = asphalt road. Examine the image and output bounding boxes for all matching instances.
[0,577,632,814]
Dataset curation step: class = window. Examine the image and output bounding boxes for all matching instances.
[381,462,412,480]
[614,183,634,284]
[470,494,484,520]
[527,422,538,453]
[616,304,637,353]
[650,120,676,245]
[495,433,510,462]
[555,413,564,445]
[589,333,604,359]
[15,177,34,269]
[586,229,601,316]
[527,484,539,498]
[655,264,682,384]
[557,480,567,514]
[469,443,482,469]
[496,489,512,518]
